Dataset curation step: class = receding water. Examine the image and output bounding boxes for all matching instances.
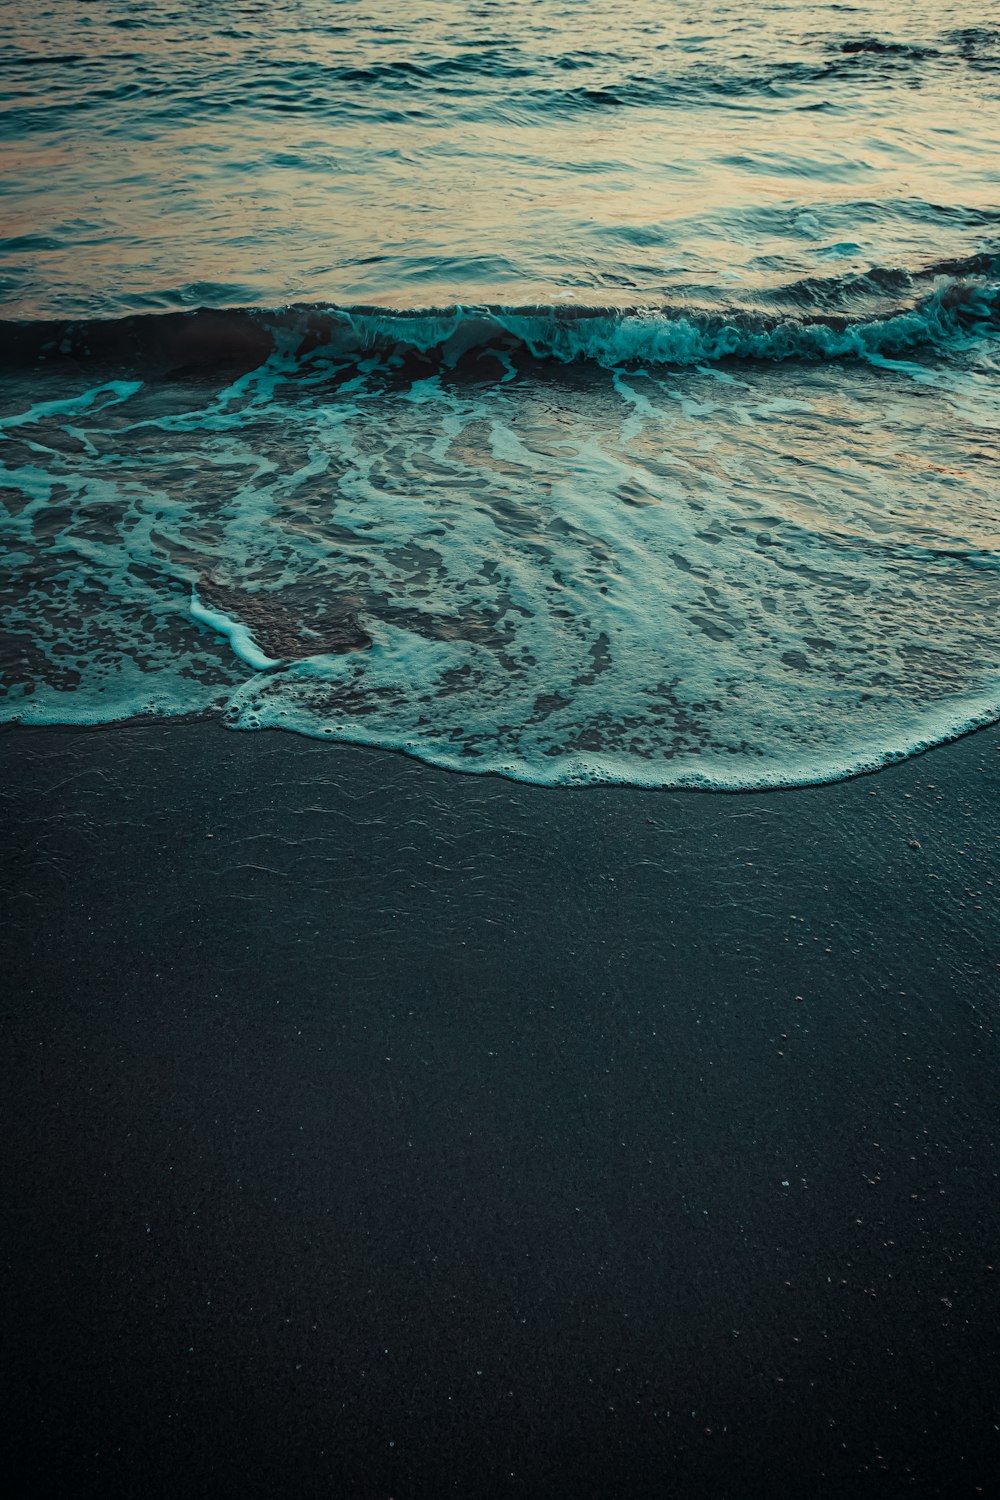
[1,1,998,785]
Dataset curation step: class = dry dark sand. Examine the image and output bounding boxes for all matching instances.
[2,722,998,1500]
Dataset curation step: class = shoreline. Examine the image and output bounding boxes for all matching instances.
[2,720,998,1498]
[3,687,1000,795]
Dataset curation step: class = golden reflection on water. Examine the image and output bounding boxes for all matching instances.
[2,0,998,313]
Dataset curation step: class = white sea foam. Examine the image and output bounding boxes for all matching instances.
[1,346,997,788]
[190,589,282,671]
[264,280,1000,371]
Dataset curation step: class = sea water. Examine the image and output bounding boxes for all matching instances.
[1,0,998,787]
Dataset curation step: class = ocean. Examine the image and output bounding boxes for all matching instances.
[2,0,998,788]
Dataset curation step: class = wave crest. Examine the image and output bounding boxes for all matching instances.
[3,272,998,377]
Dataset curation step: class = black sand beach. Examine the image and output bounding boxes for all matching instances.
[2,723,998,1499]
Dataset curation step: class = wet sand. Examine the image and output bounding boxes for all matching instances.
[2,722,998,1499]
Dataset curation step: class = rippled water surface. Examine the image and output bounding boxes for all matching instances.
[1,1,998,785]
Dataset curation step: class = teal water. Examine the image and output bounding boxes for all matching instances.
[1,1,998,786]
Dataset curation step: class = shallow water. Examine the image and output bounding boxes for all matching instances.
[1,0,998,786]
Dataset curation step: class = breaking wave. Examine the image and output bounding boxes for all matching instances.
[4,268,999,378]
